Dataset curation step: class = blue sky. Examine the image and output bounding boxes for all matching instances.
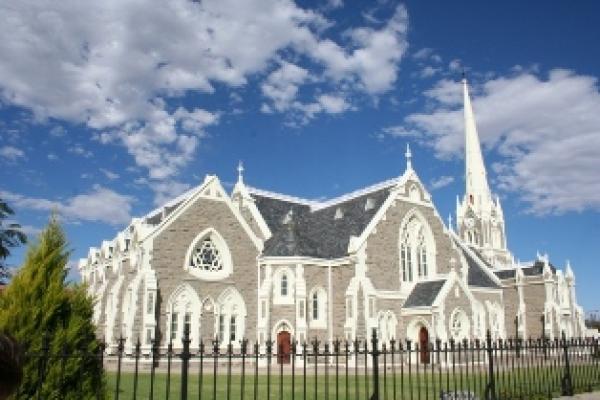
[1,1,599,311]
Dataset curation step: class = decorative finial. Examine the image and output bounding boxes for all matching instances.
[405,143,412,170]
[237,161,244,184]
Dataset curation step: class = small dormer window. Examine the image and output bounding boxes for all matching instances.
[334,208,344,220]
[365,198,375,211]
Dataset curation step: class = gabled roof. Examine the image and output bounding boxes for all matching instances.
[252,182,393,258]
[403,280,446,308]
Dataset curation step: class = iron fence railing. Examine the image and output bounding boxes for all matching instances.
[15,327,600,400]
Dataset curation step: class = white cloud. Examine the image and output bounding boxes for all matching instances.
[402,69,600,214]
[0,146,25,161]
[148,180,191,207]
[420,66,440,78]
[316,94,349,114]
[100,168,119,180]
[297,4,409,94]
[0,185,134,225]
[380,125,419,138]
[0,0,409,196]
[261,62,310,112]
[67,144,93,158]
[49,126,66,137]
[429,175,454,190]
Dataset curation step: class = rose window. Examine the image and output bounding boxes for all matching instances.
[190,238,223,272]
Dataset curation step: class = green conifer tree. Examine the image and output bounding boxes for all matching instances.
[0,217,105,399]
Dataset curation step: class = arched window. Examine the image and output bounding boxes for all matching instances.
[185,229,233,281]
[166,284,201,348]
[281,274,288,297]
[217,288,247,346]
[399,213,435,284]
[449,308,470,341]
[309,287,327,328]
[417,231,427,278]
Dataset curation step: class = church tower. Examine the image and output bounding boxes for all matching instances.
[456,78,512,267]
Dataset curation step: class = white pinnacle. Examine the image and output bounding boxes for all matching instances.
[405,143,412,171]
[237,161,244,184]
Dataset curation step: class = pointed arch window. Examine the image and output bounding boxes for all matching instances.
[399,214,435,284]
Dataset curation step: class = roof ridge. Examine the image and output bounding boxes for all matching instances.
[311,176,400,211]
[246,186,317,206]
[248,176,401,212]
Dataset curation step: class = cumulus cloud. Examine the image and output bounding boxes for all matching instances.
[0,0,409,196]
[0,146,25,161]
[261,62,310,112]
[402,69,600,214]
[0,185,134,225]
[429,175,455,191]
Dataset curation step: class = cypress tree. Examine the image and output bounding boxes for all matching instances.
[0,217,105,399]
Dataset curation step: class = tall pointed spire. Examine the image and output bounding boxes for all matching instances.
[456,77,512,267]
[463,78,491,209]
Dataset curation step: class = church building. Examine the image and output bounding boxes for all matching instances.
[79,79,586,355]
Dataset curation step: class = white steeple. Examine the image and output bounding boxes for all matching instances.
[463,77,491,211]
[456,77,512,267]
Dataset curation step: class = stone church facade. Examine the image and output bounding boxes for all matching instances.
[79,79,586,355]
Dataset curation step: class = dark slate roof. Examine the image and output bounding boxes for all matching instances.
[460,247,501,288]
[254,186,392,259]
[403,280,446,308]
[494,260,557,280]
[494,269,516,279]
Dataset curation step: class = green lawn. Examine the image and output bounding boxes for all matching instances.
[105,364,600,400]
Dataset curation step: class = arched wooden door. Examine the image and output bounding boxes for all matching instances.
[277,331,291,364]
[419,326,430,364]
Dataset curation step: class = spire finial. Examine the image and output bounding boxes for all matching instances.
[237,161,244,184]
[405,143,412,170]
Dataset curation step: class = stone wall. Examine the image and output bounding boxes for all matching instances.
[151,197,260,347]
[365,187,461,291]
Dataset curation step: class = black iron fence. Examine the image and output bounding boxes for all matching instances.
[17,328,600,400]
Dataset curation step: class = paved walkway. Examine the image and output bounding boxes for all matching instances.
[556,393,600,399]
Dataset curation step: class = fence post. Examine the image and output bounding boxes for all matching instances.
[370,328,380,400]
[561,331,574,396]
[181,324,191,400]
[484,330,496,400]
[114,336,125,400]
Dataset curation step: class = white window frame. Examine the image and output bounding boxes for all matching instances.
[309,287,327,329]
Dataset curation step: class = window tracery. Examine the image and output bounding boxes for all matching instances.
[400,214,435,284]
[190,238,223,272]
